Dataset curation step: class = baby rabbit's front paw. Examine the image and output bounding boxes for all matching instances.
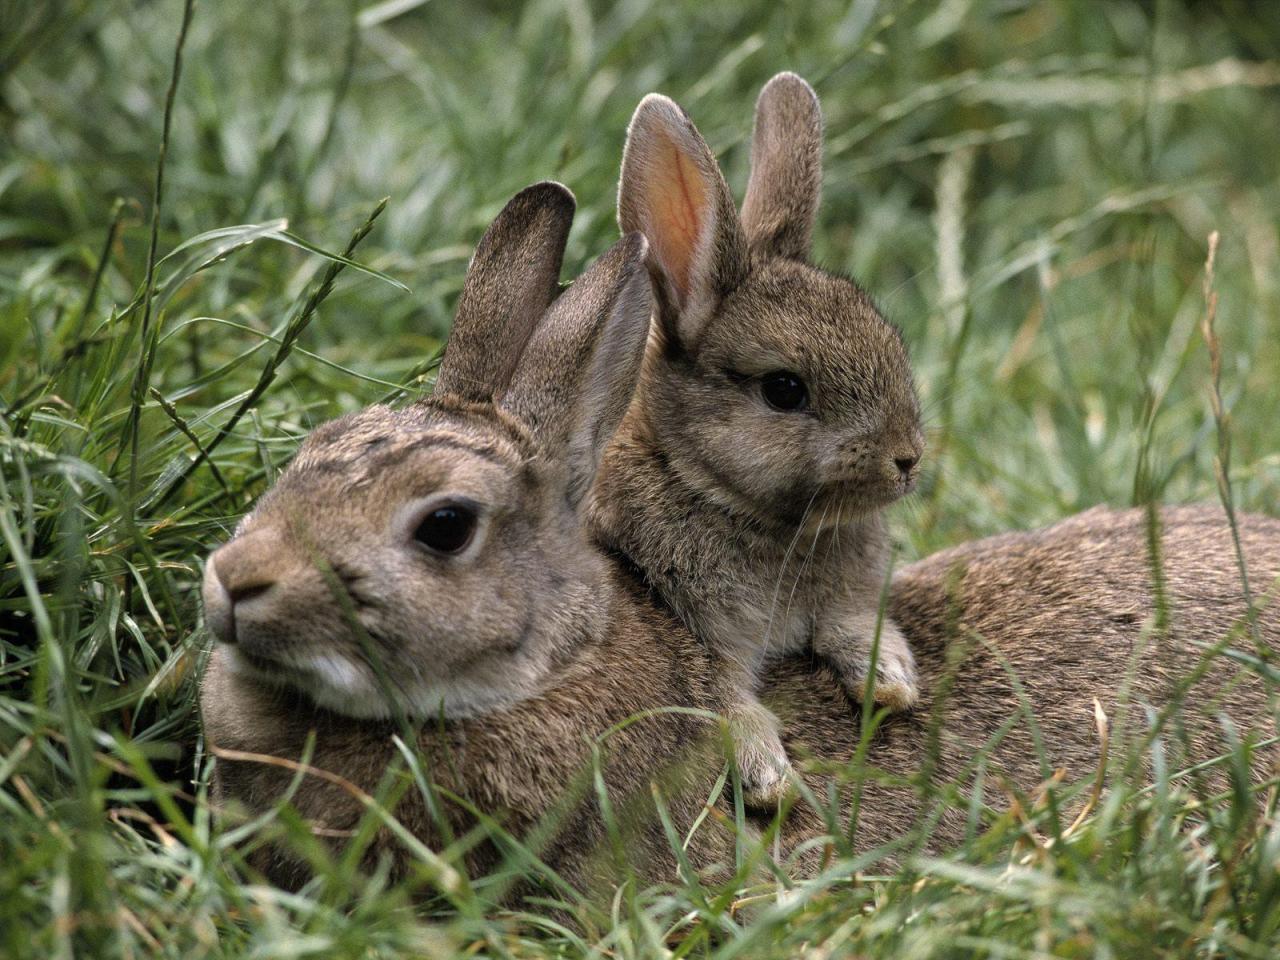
[726,699,794,809]
[820,619,920,713]
[865,644,919,711]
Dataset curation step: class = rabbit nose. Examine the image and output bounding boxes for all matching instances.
[203,530,282,644]
[203,557,236,645]
[226,579,273,606]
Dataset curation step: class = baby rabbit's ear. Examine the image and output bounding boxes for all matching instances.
[740,72,823,262]
[618,94,748,346]
[501,232,653,506]
[435,182,576,402]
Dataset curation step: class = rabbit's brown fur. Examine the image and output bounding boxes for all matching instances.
[205,504,1280,892]
[589,74,924,803]
[778,504,1279,862]
[201,573,733,894]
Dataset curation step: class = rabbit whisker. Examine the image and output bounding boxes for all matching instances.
[762,487,821,653]
[778,499,829,655]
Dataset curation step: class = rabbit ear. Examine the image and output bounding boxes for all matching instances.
[740,72,823,261]
[434,182,576,402]
[617,94,748,346]
[501,232,653,506]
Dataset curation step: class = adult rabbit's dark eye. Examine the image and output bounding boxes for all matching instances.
[760,371,808,412]
[414,504,476,554]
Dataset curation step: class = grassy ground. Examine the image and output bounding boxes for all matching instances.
[2,0,1279,956]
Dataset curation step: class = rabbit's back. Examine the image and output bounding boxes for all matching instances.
[768,504,1280,862]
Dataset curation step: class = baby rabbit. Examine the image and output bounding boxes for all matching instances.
[589,73,924,804]
[201,183,737,890]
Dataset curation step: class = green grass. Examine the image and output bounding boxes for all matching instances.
[2,0,1279,955]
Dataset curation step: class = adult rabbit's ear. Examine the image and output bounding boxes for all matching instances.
[434,182,576,402]
[618,94,748,347]
[740,72,823,262]
[500,233,653,507]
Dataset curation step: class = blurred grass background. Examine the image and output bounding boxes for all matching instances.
[2,0,1279,956]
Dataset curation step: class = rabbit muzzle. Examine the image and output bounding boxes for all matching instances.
[203,529,285,645]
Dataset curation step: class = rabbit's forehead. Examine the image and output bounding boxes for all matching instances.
[280,404,529,503]
[707,263,915,399]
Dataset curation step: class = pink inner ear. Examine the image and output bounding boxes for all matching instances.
[646,130,708,307]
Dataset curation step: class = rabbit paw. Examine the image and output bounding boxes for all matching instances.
[868,648,919,711]
[828,629,919,713]
[727,701,794,810]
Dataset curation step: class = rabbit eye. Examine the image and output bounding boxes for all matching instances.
[760,371,808,412]
[413,504,477,555]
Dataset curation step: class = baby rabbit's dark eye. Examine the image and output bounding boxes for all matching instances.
[760,371,808,412]
[414,505,476,555]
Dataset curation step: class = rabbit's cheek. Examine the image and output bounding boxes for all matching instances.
[819,440,871,484]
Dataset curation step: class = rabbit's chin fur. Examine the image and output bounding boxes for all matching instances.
[222,644,537,721]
